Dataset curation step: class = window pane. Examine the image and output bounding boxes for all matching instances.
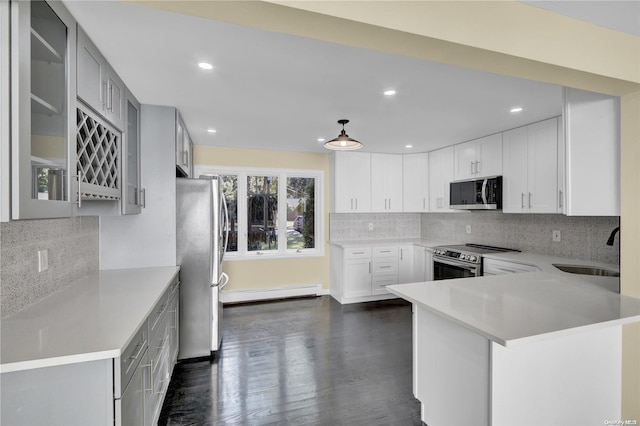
[221,175,238,252]
[287,177,315,250]
[247,176,278,251]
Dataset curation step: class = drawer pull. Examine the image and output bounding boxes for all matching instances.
[129,340,147,361]
[352,251,365,255]
[380,266,392,269]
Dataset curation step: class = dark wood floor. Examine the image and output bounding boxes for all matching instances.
[158,296,422,425]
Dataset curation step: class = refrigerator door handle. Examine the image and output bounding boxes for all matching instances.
[221,192,229,263]
[218,272,230,290]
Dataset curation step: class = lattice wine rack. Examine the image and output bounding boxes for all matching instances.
[76,108,120,200]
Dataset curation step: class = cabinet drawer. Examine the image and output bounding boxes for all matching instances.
[483,258,540,275]
[372,276,397,294]
[149,290,169,336]
[120,322,148,393]
[344,247,372,259]
[372,260,398,276]
[373,246,398,258]
[149,312,170,372]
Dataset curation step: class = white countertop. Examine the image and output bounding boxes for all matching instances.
[387,268,640,347]
[330,239,452,248]
[0,266,180,373]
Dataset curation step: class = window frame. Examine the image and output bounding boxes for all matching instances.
[195,165,324,260]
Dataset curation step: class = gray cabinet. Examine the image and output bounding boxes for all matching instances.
[175,111,193,177]
[77,26,125,131]
[122,88,143,215]
[10,0,76,219]
[1,0,9,222]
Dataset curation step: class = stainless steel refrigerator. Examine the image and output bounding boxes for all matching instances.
[176,176,229,359]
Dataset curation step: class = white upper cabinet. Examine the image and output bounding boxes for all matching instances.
[454,133,502,181]
[11,0,76,219]
[403,153,429,212]
[428,146,457,212]
[371,154,403,212]
[503,117,559,214]
[331,152,371,213]
[77,26,125,131]
[175,111,193,178]
[563,88,620,216]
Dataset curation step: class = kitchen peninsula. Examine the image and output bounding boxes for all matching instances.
[388,268,640,426]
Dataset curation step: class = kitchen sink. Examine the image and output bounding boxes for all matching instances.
[553,264,620,277]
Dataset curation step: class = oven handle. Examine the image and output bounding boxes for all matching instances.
[433,256,480,275]
[481,179,488,205]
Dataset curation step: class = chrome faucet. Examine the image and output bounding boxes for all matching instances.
[606,227,620,246]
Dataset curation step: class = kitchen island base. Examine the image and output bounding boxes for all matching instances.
[414,306,622,426]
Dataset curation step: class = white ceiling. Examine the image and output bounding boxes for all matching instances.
[62,1,637,155]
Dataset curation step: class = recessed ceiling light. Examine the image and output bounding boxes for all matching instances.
[405,144,413,149]
[317,138,325,143]
[207,128,217,134]
[510,107,523,113]
[198,62,213,70]
[384,89,397,96]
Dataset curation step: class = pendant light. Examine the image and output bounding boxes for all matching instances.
[324,119,363,151]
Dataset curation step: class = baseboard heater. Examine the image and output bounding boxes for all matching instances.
[221,284,329,304]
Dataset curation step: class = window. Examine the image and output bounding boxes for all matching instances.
[197,166,323,259]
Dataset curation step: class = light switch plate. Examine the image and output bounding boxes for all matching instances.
[552,230,561,242]
[368,223,374,231]
[466,225,472,234]
[38,249,48,272]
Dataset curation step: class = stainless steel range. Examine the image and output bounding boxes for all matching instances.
[432,243,519,280]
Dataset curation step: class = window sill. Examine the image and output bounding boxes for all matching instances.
[224,250,325,261]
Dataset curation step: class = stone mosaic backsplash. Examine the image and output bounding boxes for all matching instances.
[1,217,99,317]
[330,213,421,241]
[330,211,620,265]
[422,212,620,265]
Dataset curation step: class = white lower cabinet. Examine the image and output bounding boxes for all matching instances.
[0,276,179,426]
[119,349,148,426]
[414,305,622,426]
[398,244,415,284]
[483,258,540,276]
[331,243,432,304]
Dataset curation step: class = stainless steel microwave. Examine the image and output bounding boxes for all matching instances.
[449,176,502,210]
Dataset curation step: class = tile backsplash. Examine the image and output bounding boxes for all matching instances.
[330,213,422,241]
[1,217,99,317]
[330,211,620,265]
[422,212,620,265]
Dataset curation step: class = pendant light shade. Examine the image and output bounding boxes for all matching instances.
[324,119,363,151]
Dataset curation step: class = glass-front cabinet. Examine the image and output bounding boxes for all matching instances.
[122,88,142,215]
[11,0,76,219]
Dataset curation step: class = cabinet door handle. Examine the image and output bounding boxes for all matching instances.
[74,170,83,208]
[101,80,108,109]
[355,198,358,210]
[475,161,480,174]
[141,360,153,392]
[521,193,525,209]
[108,82,114,112]
[558,190,563,208]
[389,198,391,210]
[528,192,532,208]
[470,162,474,175]
[140,188,146,208]
[369,262,371,274]
[400,249,403,261]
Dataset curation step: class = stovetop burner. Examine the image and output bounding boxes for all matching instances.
[432,243,520,264]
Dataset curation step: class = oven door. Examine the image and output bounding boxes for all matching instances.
[433,256,480,280]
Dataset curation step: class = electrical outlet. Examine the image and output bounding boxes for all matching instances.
[466,225,472,234]
[38,249,49,272]
[552,230,561,242]
[368,222,374,231]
